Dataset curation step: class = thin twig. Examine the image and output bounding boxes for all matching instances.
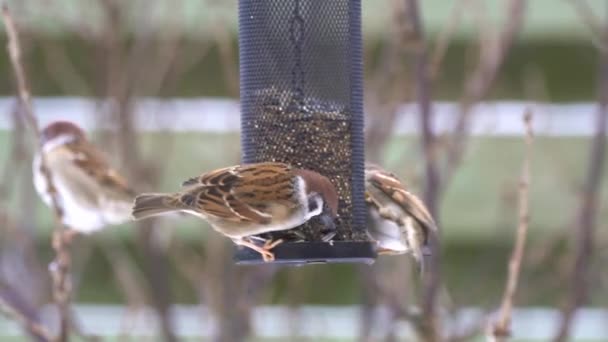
[0,291,54,342]
[490,109,534,341]
[553,18,608,342]
[429,0,466,81]
[1,6,72,341]
[442,0,527,189]
[94,1,178,339]
[403,0,443,340]
[567,0,607,51]
[365,0,411,164]
[213,16,239,97]
[0,104,27,199]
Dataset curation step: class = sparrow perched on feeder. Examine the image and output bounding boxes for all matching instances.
[131,162,338,262]
[33,121,135,236]
[365,164,437,272]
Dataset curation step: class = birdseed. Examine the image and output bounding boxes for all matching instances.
[244,87,368,242]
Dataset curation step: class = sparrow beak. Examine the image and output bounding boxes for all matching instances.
[319,206,336,242]
[319,213,335,231]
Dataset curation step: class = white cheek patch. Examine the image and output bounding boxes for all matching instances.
[296,176,325,219]
[296,176,309,211]
[43,135,76,153]
[302,194,324,220]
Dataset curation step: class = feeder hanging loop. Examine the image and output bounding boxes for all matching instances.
[289,0,305,106]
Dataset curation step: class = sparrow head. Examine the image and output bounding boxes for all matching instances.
[40,121,86,148]
[293,169,339,218]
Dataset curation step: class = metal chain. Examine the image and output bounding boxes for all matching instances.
[288,0,305,106]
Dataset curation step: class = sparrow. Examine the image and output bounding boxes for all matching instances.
[131,162,338,262]
[365,164,438,273]
[33,121,135,235]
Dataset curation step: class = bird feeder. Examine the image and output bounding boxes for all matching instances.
[237,0,376,264]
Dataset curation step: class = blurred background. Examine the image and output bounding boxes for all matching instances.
[0,0,607,341]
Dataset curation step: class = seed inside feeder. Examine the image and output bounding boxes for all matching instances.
[245,87,367,242]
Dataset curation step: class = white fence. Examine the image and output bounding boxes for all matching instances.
[0,97,602,136]
[0,305,606,340]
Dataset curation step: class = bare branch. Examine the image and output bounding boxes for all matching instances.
[402,0,444,341]
[442,0,527,188]
[553,19,608,342]
[1,5,73,341]
[213,16,239,97]
[567,0,607,51]
[429,0,466,81]
[0,285,53,342]
[365,0,412,163]
[490,109,534,341]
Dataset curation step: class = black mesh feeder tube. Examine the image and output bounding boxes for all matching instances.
[237,0,376,264]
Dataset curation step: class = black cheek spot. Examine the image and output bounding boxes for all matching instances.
[308,197,319,212]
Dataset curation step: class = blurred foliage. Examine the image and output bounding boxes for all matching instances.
[0,0,603,40]
[0,37,598,100]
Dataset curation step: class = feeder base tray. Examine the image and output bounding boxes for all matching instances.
[234,241,377,265]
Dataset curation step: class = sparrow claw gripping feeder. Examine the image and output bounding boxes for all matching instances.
[236,0,376,265]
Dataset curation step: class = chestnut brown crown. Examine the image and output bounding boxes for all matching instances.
[40,121,86,145]
[293,169,339,217]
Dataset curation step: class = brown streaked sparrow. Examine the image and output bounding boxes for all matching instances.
[33,121,135,235]
[365,164,438,272]
[132,162,338,262]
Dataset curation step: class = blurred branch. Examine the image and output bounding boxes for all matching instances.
[213,17,239,97]
[567,0,607,51]
[0,283,53,342]
[442,0,527,188]
[402,1,443,341]
[205,238,247,342]
[109,91,176,342]
[358,265,380,342]
[554,20,608,342]
[429,0,466,81]
[93,1,179,339]
[490,110,534,341]
[365,0,413,163]
[0,105,27,198]
[99,238,149,310]
[39,39,92,95]
[1,6,72,341]
[0,210,50,340]
[0,110,49,338]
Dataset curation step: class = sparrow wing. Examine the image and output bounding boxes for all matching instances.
[367,169,438,233]
[64,142,135,201]
[177,162,295,224]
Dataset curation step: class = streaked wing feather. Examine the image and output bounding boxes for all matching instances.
[368,171,437,232]
[66,142,135,199]
[178,163,294,224]
[182,165,237,187]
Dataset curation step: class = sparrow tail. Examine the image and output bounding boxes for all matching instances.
[132,193,179,220]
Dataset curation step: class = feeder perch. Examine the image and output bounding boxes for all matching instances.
[236,0,376,265]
